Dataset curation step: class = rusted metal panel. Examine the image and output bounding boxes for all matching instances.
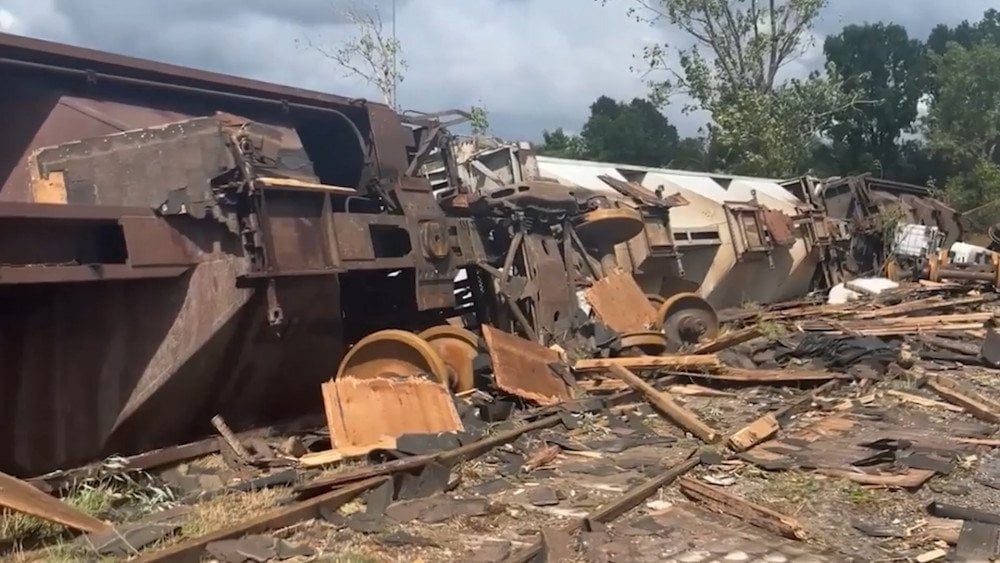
[761,209,796,247]
[0,264,188,285]
[0,32,367,114]
[0,264,345,475]
[585,269,658,333]
[0,93,193,202]
[119,216,201,268]
[321,377,462,450]
[365,104,410,180]
[481,325,572,406]
[30,115,233,209]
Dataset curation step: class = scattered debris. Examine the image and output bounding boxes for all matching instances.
[679,476,806,540]
[607,364,720,443]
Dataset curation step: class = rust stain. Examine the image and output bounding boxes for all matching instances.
[481,325,572,406]
[322,377,463,450]
[584,269,658,333]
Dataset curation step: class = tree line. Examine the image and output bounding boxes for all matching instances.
[538,2,1000,214]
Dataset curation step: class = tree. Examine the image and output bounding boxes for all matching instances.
[823,23,926,178]
[622,0,862,176]
[537,128,587,159]
[925,42,1000,211]
[303,5,405,108]
[580,96,680,166]
[469,105,490,136]
[927,8,1000,55]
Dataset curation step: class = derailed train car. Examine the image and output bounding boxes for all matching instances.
[0,33,488,475]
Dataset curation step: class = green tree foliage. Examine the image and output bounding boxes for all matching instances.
[537,128,587,159]
[629,0,861,176]
[538,96,685,167]
[925,42,1000,211]
[469,105,490,136]
[927,8,1000,55]
[580,96,680,166]
[822,23,926,179]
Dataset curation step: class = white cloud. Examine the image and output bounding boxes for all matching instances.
[4,0,1000,140]
[0,9,18,32]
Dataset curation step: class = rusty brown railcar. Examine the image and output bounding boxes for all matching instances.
[0,33,482,476]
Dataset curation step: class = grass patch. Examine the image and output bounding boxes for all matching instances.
[844,483,878,506]
[179,487,284,539]
[755,320,787,339]
[1,457,175,555]
[746,470,830,515]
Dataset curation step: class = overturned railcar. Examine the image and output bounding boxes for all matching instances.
[0,33,480,475]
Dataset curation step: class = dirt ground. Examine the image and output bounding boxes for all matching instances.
[4,335,1000,562]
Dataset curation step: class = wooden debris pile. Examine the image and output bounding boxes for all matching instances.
[6,271,1000,562]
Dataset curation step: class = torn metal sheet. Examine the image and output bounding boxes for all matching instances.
[481,325,573,406]
[321,377,463,451]
[584,269,658,333]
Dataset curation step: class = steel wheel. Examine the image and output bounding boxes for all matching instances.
[657,292,719,346]
[619,330,669,355]
[336,329,450,384]
[418,325,480,392]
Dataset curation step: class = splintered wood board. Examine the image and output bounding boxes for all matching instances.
[585,269,658,333]
[482,325,572,406]
[321,377,463,450]
[0,471,110,533]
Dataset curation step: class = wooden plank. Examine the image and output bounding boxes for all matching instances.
[0,471,110,534]
[298,436,398,467]
[690,327,761,355]
[817,468,936,488]
[506,451,701,563]
[572,354,720,373]
[728,414,779,452]
[584,269,658,333]
[679,476,806,540]
[857,295,995,319]
[256,176,356,194]
[686,368,840,383]
[135,477,386,562]
[886,390,965,413]
[322,377,463,450]
[926,376,1000,423]
[607,365,720,443]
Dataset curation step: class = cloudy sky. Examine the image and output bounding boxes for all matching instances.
[1,0,996,140]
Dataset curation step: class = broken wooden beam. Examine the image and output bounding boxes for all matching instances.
[505,450,701,563]
[886,389,964,413]
[727,414,779,452]
[296,412,570,498]
[297,436,398,468]
[687,368,842,383]
[925,376,1000,423]
[679,476,806,540]
[690,326,761,355]
[572,354,720,373]
[135,476,388,562]
[917,334,982,357]
[0,471,111,534]
[607,364,720,443]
